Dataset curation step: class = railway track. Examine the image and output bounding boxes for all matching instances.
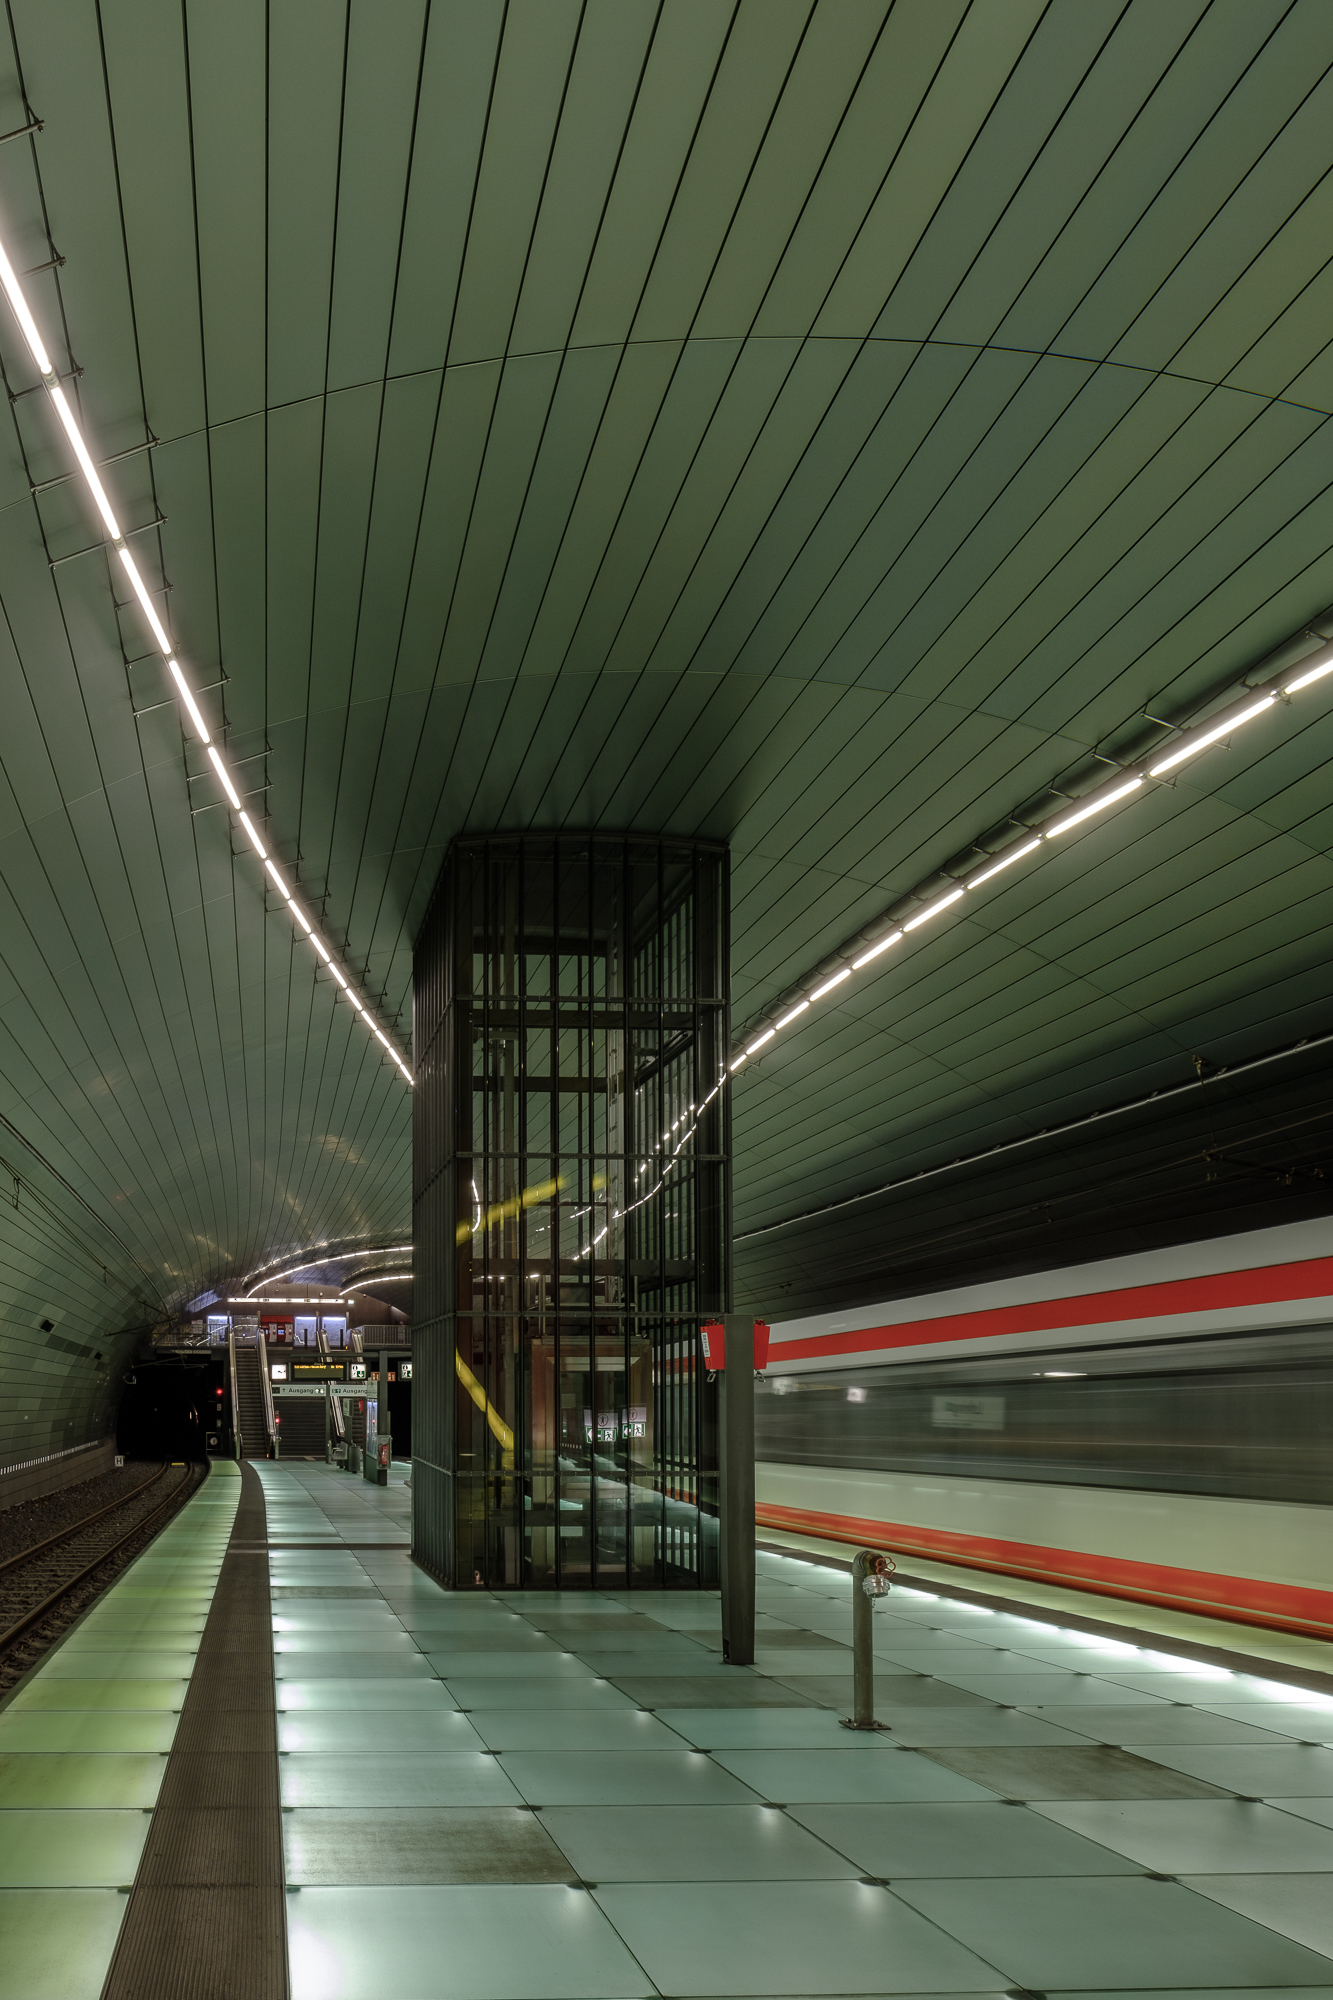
[0,1460,203,1695]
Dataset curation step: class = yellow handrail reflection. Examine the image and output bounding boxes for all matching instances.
[456,1174,564,1245]
[455,1350,515,1452]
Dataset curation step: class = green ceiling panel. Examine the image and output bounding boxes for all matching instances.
[0,1,1329,1411]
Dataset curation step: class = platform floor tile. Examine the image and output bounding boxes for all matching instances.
[246,1471,1333,2000]
[1129,1741,1333,1794]
[284,1805,574,1884]
[0,1751,166,1807]
[538,1802,859,1881]
[280,1749,523,1808]
[1032,1798,1333,1873]
[287,1883,654,1998]
[278,1708,482,1752]
[498,1748,761,1806]
[0,1807,152,1885]
[0,1711,177,1753]
[709,1744,998,1803]
[593,1879,1001,1994]
[275,1675,458,1708]
[787,1799,1143,1877]
[1183,1874,1333,1958]
[0,1888,134,1999]
[917,1742,1229,1799]
[469,1709,686,1751]
[894,1874,1333,1988]
[1203,1702,1333,1741]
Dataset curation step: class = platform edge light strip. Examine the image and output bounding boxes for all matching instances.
[728,630,1333,1071]
[0,232,413,1086]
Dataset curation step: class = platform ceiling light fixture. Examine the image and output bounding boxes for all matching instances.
[729,628,1333,1070]
[226,1295,354,1306]
[0,232,412,1086]
[244,1246,414,1292]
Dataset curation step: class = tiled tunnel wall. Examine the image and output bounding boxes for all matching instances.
[0,1160,152,1471]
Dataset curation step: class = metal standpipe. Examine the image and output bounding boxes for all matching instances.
[840,1548,895,1732]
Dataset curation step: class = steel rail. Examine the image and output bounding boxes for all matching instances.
[0,1462,167,1580]
[0,1463,197,1653]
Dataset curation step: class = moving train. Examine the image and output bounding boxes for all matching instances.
[755,1215,1333,1640]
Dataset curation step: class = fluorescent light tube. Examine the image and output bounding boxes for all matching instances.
[0,240,53,372]
[167,659,211,744]
[774,1000,809,1031]
[903,886,964,931]
[117,546,173,655]
[207,745,241,810]
[809,968,851,1001]
[1044,776,1143,838]
[0,225,480,1085]
[851,929,903,970]
[48,388,121,539]
[1285,648,1333,695]
[746,1028,776,1055]
[729,1053,748,1071]
[967,838,1040,890]
[1147,695,1276,776]
[238,810,266,858]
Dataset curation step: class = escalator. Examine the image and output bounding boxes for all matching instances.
[232,1342,270,1459]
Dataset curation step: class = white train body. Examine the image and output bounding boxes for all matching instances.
[757,1216,1333,1639]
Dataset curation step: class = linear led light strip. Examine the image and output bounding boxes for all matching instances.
[237,1242,413,1291]
[0,236,412,1086]
[730,639,1333,1071]
[226,1295,354,1306]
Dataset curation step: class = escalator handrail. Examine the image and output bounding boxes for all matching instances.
[316,1326,346,1439]
[256,1328,277,1453]
[228,1326,241,1461]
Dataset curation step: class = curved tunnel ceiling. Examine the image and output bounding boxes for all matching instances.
[1,0,1333,1427]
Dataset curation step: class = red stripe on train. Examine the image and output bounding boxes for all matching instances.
[755,1502,1333,1641]
[774,1255,1333,1362]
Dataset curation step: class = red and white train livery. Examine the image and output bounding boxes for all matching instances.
[756,1216,1333,1640]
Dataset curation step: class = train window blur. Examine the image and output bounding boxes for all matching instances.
[755,1328,1333,1505]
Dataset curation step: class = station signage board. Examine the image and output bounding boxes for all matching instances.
[272,1383,370,1400]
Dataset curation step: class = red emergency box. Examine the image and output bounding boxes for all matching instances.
[699,1320,771,1371]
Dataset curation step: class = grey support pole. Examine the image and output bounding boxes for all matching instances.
[379,1349,391,1482]
[324,1384,332,1465]
[719,1313,756,1667]
[840,1549,894,1731]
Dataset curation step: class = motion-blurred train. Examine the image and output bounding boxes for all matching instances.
[755,1215,1333,1640]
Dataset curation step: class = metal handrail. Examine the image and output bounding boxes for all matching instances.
[256,1329,278,1455]
[317,1326,345,1440]
[227,1327,241,1461]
